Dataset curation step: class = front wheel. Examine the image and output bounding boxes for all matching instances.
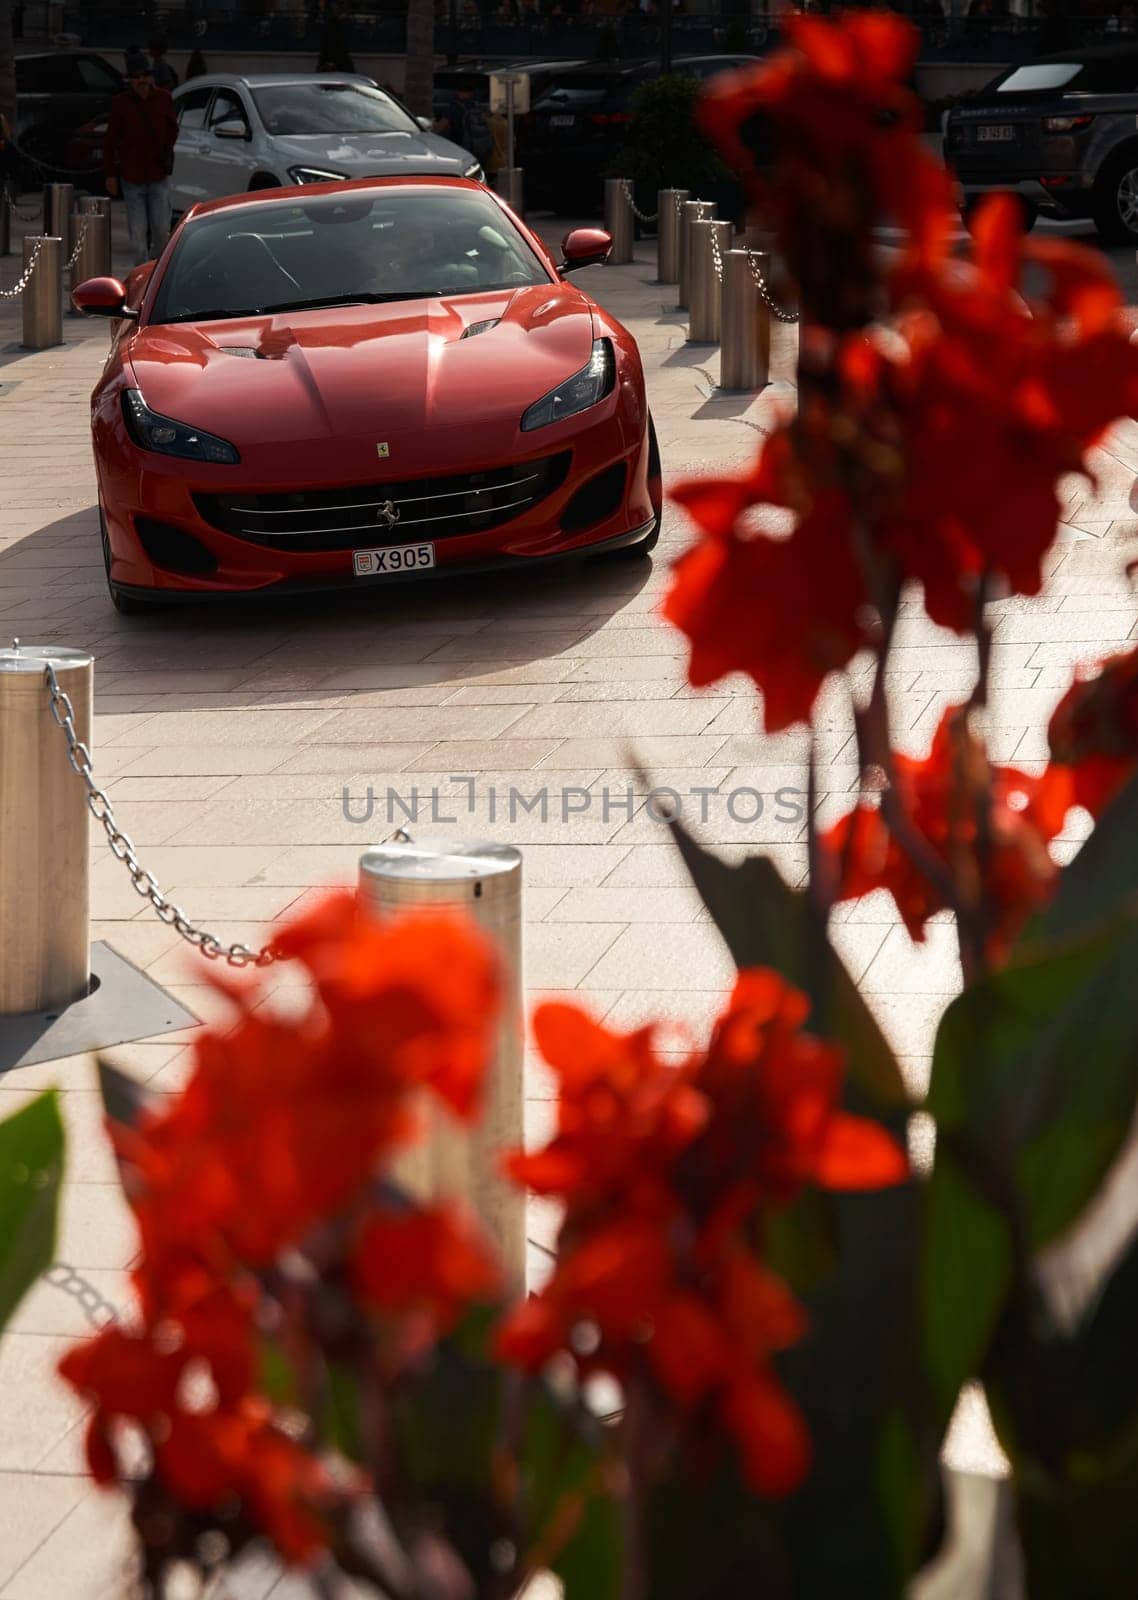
[101,509,156,616]
[1093,156,1138,243]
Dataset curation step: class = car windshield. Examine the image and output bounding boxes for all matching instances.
[252,82,418,136]
[149,187,550,324]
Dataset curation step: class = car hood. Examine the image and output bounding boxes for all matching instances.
[268,129,476,176]
[126,286,595,465]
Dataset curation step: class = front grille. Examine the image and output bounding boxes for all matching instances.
[194,454,572,553]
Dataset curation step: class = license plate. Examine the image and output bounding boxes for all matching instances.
[977,124,1015,142]
[353,543,436,576]
[549,114,575,127]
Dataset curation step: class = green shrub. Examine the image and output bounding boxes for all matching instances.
[605,72,730,199]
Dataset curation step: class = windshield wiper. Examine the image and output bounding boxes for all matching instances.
[253,291,446,313]
[159,288,455,325]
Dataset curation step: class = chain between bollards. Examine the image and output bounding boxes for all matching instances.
[618,178,657,225]
[42,663,284,969]
[0,236,44,298]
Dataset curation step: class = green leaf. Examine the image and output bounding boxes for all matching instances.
[929,917,1138,1253]
[982,1237,1138,1600]
[669,822,909,1121]
[551,1480,623,1600]
[1019,766,1138,954]
[0,1092,65,1335]
[921,1145,1013,1421]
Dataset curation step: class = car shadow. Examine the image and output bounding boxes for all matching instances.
[0,504,659,708]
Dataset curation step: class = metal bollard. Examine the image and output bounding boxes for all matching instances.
[720,248,771,393]
[603,177,634,266]
[687,219,715,343]
[68,208,108,310]
[678,198,715,312]
[689,219,733,344]
[494,167,525,217]
[656,188,688,283]
[0,644,93,1015]
[21,236,63,350]
[43,182,74,258]
[358,837,525,1281]
[81,195,113,278]
[0,189,10,258]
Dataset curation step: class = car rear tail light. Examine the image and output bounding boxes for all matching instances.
[589,112,631,126]
[1042,114,1093,132]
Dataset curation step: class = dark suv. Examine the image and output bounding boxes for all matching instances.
[945,45,1138,242]
[13,50,123,189]
[524,54,759,213]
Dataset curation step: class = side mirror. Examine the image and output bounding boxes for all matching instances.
[71,276,137,319]
[416,115,433,131]
[213,118,249,140]
[559,227,612,274]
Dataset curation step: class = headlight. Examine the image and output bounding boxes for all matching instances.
[122,390,241,464]
[288,165,348,184]
[464,161,485,181]
[521,339,615,432]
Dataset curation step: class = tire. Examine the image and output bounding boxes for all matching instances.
[248,172,281,191]
[100,509,156,616]
[1093,153,1138,243]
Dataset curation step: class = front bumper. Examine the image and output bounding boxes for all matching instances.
[96,392,657,598]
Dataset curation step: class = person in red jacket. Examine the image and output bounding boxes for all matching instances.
[103,51,178,266]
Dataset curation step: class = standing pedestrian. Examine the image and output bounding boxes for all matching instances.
[103,52,178,266]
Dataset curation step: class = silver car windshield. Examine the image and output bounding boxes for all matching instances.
[252,82,419,136]
[150,188,551,324]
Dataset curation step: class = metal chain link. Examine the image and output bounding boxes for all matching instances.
[44,1263,121,1328]
[9,136,100,182]
[2,184,43,223]
[43,662,283,968]
[746,250,800,324]
[709,225,725,284]
[0,236,44,299]
[64,214,90,271]
[619,178,657,225]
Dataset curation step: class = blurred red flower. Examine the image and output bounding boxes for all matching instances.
[880,196,1138,630]
[821,705,1071,961]
[498,975,904,1495]
[111,894,501,1282]
[665,430,871,731]
[698,13,953,323]
[350,1203,502,1346]
[1045,644,1138,818]
[692,969,909,1203]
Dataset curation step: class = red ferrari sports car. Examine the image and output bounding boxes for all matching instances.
[73,176,662,612]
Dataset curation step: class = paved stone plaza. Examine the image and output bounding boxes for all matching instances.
[1,204,1137,1596]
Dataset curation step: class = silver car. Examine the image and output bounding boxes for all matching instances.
[170,74,482,213]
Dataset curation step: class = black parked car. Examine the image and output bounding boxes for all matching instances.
[13,50,123,189]
[945,45,1138,242]
[524,54,759,213]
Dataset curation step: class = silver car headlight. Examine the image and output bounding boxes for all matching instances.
[122,389,241,464]
[520,339,615,432]
[288,165,348,184]
[464,161,485,181]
